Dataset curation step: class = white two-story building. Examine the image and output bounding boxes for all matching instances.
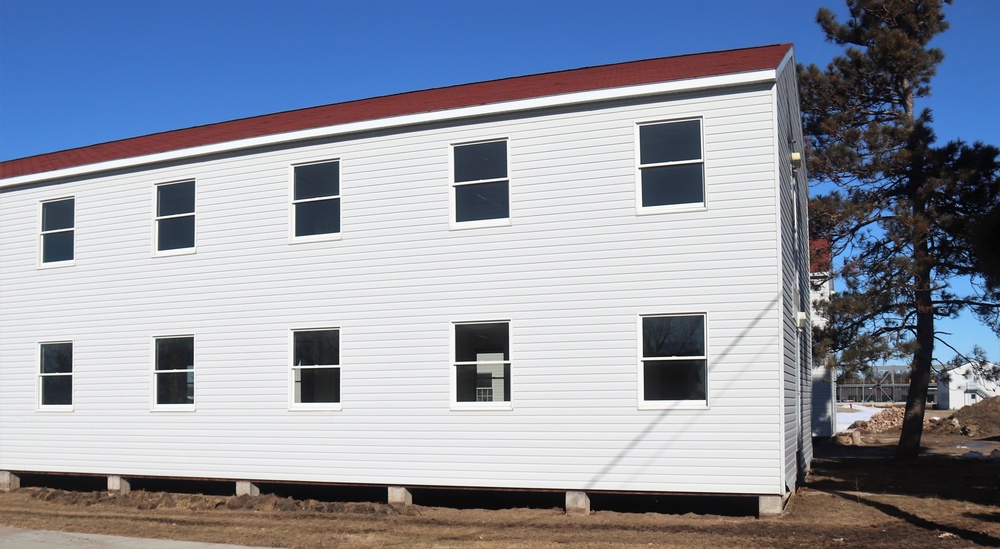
[0,44,812,515]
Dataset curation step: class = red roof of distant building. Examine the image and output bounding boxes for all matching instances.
[1,44,791,180]
[810,238,832,273]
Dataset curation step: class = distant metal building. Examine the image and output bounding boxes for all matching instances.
[835,366,937,406]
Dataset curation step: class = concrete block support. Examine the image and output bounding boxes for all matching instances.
[387,486,412,506]
[107,475,130,494]
[565,491,590,516]
[758,495,784,516]
[236,481,260,497]
[0,471,20,492]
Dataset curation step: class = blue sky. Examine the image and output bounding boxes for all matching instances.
[1,0,997,362]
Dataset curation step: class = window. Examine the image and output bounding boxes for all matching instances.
[155,181,195,253]
[637,119,704,210]
[40,198,74,265]
[292,160,341,239]
[452,140,509,226]
[291,329,341,408]
[640,314,707,406]
[453,321,510,408]
[39,342,73,408]
[154,336,194,408]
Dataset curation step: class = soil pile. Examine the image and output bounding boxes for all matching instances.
[927,395,1000,438]
[849,396,1000,438]
[21,487,419,515]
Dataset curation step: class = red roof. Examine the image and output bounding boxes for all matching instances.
[1,44,791,180]
[810,238,832,273]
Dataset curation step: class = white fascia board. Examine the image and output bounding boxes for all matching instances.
[775,48,795,79]
[2,68,778,189]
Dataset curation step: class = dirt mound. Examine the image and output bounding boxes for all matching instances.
[21,487,419,516]
[847,397,1000,438]
[927,396,1000,438]
[849,397,1000,438]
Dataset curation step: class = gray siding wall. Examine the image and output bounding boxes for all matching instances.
[775,58,813,491]
[1,84,788,495]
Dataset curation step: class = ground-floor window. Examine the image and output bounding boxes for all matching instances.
[291,328,341,409]
[453,321,511,409]
[39,341,73,408]
[154,336,194,409]
[639,313,707,408]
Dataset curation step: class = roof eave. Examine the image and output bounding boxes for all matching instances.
[0,66,780,190]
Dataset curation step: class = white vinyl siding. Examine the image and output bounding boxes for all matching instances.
[774,55,812,492]
[0,77,790,495]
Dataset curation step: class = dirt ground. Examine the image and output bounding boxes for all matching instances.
[1,400,999,548]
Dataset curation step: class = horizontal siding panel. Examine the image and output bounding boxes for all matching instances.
[1,82,787,495]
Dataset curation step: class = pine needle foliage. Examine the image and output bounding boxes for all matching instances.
[799,0,1000,459]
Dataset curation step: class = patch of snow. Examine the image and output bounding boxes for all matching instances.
[835,405,881,433]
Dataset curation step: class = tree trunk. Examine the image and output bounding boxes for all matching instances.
[896,230,934,460]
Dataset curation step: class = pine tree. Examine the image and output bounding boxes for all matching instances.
[800,0,1000,459]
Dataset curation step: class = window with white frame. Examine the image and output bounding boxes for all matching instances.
[292,160,341,239]
[155,181,196,253]
[452,140,509,225]
[640,314,707,404]
[637,119,704,210]
[39,341,73,407]
[291,329,341,407]
[40,197,75,264]
[453,321,510,406]
[154,336,194,407]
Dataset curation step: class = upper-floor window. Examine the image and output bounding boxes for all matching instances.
[637,119,704,211]
[639,313,708,408]
[291,329,341,409]
[292,160,341,240]
[453,321,511,409]
[155,181,196,254]
[452,140,509,227]
[153,335,194,409]
[39,341,73,408]
[40,197,75,265]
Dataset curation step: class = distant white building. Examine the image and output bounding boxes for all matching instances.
[937,363,999,410]
[809,239,836,438]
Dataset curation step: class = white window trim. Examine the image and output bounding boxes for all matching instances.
[289,159,343,244]
[449,138,512,230]
[151,335,196,411]
[637,312,710,410]
[37,340,74,412]
[152,180,197,257]
[289,327,343,411]
[450,319,513,411]
[634,117,707,215]
[38,196,76,269]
